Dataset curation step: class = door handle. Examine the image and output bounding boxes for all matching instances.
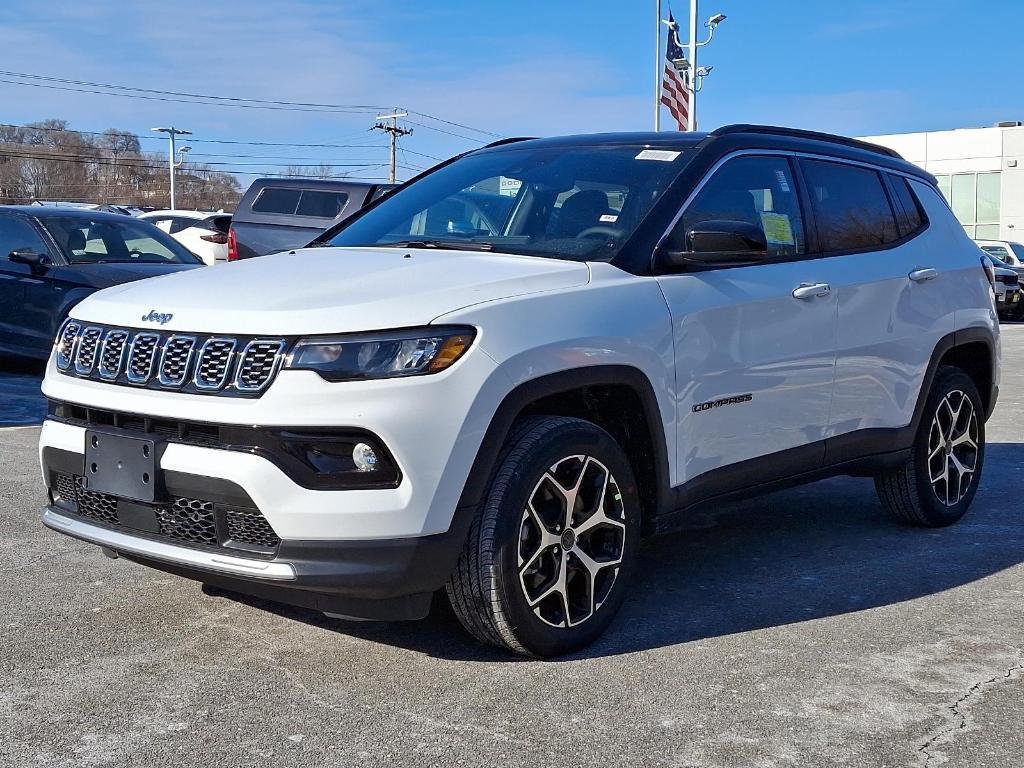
[792,282,831,300]
[908,267,938,283]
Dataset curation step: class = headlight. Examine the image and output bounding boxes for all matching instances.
[285,326,476,382]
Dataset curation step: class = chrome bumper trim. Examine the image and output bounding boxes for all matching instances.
[41,506,296,581]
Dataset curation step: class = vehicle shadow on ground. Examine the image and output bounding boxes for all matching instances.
[0,356,47,426]
[210,442,1024,662]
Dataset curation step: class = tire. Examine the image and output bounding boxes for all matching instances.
[446,416,640,657]
[874,366,985,527]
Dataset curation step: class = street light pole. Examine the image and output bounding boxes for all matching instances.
[151,126,192,209]
[687,0,699,132]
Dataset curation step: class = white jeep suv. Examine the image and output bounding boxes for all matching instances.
[39,125,1000,656]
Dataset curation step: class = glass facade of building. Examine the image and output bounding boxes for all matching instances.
[934,171,1000,239]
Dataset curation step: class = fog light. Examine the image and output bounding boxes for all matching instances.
[352,442,378,472]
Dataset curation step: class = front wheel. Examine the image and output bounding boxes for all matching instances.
[875,366,985,527]
[446,416,640,657]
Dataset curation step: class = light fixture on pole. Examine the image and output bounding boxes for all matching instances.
[683,2,726,131]
[151,126,192,210]
[176,146,192,167]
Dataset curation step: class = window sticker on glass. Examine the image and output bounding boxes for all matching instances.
[599,214,619,223]
[760,212,795,245]
[774,169,791,193]
[635,149,681,162]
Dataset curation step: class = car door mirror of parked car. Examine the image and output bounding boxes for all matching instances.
[8,248,51,270]
[657,219,769,269]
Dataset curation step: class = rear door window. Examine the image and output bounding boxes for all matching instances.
[801,160,899,251]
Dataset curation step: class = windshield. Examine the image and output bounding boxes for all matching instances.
[327,145,693,262]
[40,216,202,265]
[1009,243,1024,262]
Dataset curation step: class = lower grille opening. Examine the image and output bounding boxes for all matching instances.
[54,472,281,554]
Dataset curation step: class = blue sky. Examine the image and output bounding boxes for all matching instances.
[0,0,1019,184]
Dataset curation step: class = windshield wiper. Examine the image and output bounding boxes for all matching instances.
[376,239,494,252]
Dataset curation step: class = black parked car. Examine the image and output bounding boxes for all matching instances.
[228,178,395,260]
[0,207,203,360]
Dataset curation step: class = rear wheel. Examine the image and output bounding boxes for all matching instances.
[446,416,640,657]
[875,366,984,527]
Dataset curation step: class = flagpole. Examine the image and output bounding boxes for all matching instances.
[687,0,698,131]
[654,0,662,131]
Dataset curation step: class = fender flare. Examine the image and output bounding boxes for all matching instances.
[454,365,672,517]
[911,326,998,431]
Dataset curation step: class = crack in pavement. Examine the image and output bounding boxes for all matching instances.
[915,660,1024,767]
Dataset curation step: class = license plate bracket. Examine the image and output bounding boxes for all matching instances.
[84,430,160,503]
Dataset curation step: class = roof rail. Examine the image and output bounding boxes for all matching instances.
[482,136,537,149]
[709,124,902,159]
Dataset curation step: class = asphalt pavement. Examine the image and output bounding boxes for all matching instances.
[1,328,1022,767]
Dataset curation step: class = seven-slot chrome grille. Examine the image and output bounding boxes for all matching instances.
[55,321,286,397]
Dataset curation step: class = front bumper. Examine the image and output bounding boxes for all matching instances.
[40,494,470,620]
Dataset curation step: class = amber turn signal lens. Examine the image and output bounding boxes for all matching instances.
[427,333,474,372]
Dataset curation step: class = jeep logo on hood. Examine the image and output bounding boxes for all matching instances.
[141,310,174,325]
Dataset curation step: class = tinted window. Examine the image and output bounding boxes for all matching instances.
[39,217,201,265]
[888,175,925,236]
[802,160,898,251]
[296,190,349,218]
[0,216,50,260]
[251,188,302,214]
[328,146,693,262]
[677,155,805,259]
[1009,243,1024,262]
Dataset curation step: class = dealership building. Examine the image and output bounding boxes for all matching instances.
[858,122,1024,242]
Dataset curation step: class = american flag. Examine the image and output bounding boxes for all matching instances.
[661,11,691,131]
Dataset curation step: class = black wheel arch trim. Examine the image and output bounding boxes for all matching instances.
[454,365,672,523]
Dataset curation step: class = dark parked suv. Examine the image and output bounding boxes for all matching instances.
[228,178,395,260]
[0,207,202,360]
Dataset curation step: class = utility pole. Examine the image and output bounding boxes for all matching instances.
[151,126,191,209]
[372,111,412,184]
[654,0,662,131]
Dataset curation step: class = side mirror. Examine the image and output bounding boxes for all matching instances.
[8,248,50,270]
[658,219,769,269]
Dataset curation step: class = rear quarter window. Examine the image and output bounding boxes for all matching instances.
[802,159,899,251]
[887,174,926,237]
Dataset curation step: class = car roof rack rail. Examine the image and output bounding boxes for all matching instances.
[709,124,902,159]
[482,136,538,149]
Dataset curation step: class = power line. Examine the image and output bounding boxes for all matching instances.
[0,149,388,169]
[0,149,390,178]
[403,119,490,143]
[406,110,501,139]
[0,75,386,115]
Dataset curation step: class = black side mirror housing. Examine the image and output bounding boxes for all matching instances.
[8,248,50,270]
[657,219,769,270]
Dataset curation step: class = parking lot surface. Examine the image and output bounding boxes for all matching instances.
[2,329,1023,767]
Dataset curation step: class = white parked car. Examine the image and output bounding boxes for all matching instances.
[976,239,1024,270]
[38,126,999,656]
[138,210,231,265]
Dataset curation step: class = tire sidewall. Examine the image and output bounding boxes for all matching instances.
[911,367,985,525]
[491,421,640,657]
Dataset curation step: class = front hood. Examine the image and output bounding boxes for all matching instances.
[69,247,591,335]
[69,262,200,289]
